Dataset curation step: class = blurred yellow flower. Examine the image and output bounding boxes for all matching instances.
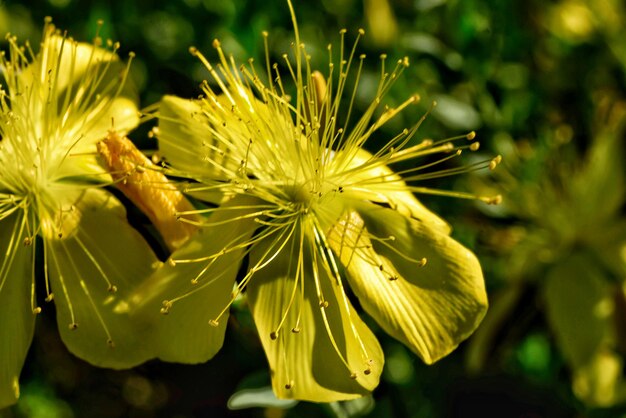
[0,20,158,408]
[467,94,626,406]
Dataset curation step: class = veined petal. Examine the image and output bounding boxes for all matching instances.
[46,188,158,369]
[42,33,119,95]
[77,96,140,144]
[0,211,35,408]
[159,96,229,177]
[128,194,262,363]
[329,203,487,364]
[22,32,139,144]
[344,149,450,233]
[247,227,383,402]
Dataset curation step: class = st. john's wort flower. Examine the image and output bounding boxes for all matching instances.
[132,2,500,402]
[0,20,158,408]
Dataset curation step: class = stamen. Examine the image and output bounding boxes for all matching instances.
[489,155,503,170]
[271,224,305,339]
[160,300,172,315]
[29,237,39,314]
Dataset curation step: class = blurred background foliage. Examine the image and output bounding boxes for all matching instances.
[1,0,625,417]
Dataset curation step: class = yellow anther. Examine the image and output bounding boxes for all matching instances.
[482,194,503,205]
[489,155,503,170]
[160,300,172,315]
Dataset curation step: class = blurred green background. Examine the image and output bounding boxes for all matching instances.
[1,0,625,417]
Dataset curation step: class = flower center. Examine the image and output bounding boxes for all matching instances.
[283,182,316,206]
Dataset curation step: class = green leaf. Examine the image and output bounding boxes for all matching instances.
[588,219,626,279]
[431,94,482,131]
[46,189,158,369]
[0,211,36,408]
[227,386,298,410]
[572,129,625,225]
[544,254,612,369]
[328,396,375,418]
[247,226,384,402]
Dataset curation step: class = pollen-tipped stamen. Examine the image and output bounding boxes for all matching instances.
[314,220,374,366]
[269,225,306,339]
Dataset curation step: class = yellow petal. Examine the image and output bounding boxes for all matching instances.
[128,194,261,363]
[15,29,140,184]
[344,148,450,233]
[573,348,626,407]
[46,188,158,369]
[42,33,118,94]
[32,32,140,139]
[247,228,383,402]
[158,96,227,173]
[328,203,487,364]
[0,211,36,408]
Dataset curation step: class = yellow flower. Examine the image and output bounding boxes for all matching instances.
[132,2,497,402]
[0,20,158,407]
